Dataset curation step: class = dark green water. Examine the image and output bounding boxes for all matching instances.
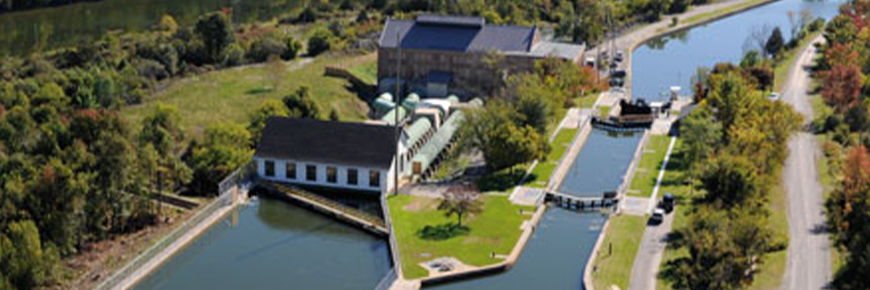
[557,129,644,198]
[0,0,301,57]
[431,208,607,290]
[631,0,847,101]
[132,197,391,290]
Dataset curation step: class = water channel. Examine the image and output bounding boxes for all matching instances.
[632,0,846,101]
[132,197,392,290]
[18,0,848,288]
[558,129,644,198]
[0,0,306,57]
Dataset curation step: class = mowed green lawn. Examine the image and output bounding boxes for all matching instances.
[123,55,370,139]
[387,194,536,279]
[628,134,674,197]
[347,59,378,85]
[527,128,578,188]
[592,214,648,290]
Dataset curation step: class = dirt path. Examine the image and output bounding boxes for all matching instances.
[780,36,832,290]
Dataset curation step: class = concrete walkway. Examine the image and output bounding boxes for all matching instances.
[780,36,832,290]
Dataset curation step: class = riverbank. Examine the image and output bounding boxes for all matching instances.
[590,0,782,97]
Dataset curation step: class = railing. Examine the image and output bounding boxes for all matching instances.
[374,268,398,290]
[94,163,254,290]
[94,188,233,290]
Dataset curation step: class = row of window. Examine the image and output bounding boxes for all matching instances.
[263,160,381,187]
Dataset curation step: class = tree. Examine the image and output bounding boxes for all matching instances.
[248,99,289,144]
[282,36,303,60]
[138,104,192,215]
[307,28,334,56]
[699,154,761,209]
[246,37,285,63]
[679,107,722,176]
[437,184,484,228]
[194,12,235,64]
[819,64,863,113]
[282,86,321,119]
[188,122,254,195]
[264,54,284,91]
[156,14,179,34]
[765,27,785,58]
[826,146,870,290]
[462,100,548,172]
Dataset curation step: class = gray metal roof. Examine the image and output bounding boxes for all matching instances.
[379,15,536,53]
[522,41,585,60]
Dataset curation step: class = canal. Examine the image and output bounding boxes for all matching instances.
[132,196,392,290]
[430,209,607,290]
[558,129,644,198]
[0,0,303,57]
[632,0,846,101]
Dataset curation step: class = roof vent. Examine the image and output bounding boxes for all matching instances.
[416,14,485,28]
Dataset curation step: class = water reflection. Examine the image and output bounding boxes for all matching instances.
[133,197,391,290]
[631,0,846,101]
[0,0,305,56]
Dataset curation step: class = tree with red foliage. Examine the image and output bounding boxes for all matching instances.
[826,146,870,290]
[819,64,863,113]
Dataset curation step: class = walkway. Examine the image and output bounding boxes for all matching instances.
[780,36,832,290]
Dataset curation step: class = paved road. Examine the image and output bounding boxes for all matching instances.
[628,213,673,290]
[780,36,832,290]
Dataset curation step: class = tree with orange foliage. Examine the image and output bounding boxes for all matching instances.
[819,64,863,113]
[826,146,870,290]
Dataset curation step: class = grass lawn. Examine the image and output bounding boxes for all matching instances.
[387,194,536,279]
[123,55,370,139]
[347,59,378,85]
[526,128,578,188]
[654,140,789,290]
[628,135,674,197]
[684,0,774,25]
[591,214,648,290]
[774,32,822,92]
[575,92,600,109]
[599,105,612,117]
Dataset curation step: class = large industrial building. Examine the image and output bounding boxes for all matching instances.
[378,14,585,97]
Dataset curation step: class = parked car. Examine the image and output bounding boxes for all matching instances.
[615,50,625,62]
[649,208,666,225]
[769,92,780,101]
[659,193,675,213]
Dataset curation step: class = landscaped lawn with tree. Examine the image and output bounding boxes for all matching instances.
[387,194,536,279]
[123,55,370,139]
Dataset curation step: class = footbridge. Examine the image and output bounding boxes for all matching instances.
[257,181,389,236]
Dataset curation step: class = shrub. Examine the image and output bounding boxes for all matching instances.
[224,43,246,66]
[282,36,303,60]
[246,37,285,63]
[307,28,334,56]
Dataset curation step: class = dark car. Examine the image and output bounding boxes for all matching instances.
[659,193,676,213]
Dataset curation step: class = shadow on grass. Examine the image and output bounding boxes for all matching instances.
[246,87,273,95]
[417,223,470,241]
[477,169,529,192]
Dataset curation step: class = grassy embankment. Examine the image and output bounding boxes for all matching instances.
[591,135,672,289]
[591,214,648,290]
[627,134,674,197]
[387,194,536,279]
[123,54,371,139]
[683,0,775,26]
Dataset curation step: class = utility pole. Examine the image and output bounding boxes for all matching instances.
[393,31,402,197]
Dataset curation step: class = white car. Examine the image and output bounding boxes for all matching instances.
[769,92,781,101]
[649,208,666,225]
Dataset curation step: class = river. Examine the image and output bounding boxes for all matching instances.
[132,196,392,290]
[632,0,846,101]
[0,0,301,57]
